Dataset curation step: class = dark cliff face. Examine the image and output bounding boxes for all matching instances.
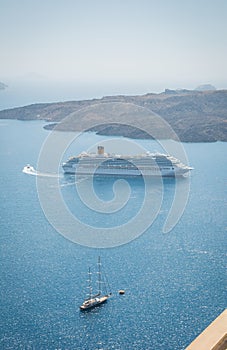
[0,89,226,142]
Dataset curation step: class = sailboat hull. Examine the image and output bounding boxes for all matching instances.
[80,295,109,311]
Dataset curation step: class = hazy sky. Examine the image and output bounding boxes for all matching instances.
[1,0,227,92]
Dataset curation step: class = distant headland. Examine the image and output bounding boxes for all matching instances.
[0,88,226,142]
[0,82,7,90]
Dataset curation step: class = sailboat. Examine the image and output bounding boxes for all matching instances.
[80,257,111,311]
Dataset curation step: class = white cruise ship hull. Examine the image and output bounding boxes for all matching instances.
[62,165,190,177]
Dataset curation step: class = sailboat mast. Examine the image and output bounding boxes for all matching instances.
[98,256,101,295]
[88,267,92,299]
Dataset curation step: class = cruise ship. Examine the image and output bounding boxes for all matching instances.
[62,146,193,177]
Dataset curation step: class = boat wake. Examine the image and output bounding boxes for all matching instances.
[60,178,87,187]
[22,165,61,178]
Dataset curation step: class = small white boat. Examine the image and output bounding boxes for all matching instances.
[23,164,35,173]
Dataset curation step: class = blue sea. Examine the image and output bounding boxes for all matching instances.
[0,119,226,349]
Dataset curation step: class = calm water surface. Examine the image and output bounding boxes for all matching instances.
[0,120,226,349]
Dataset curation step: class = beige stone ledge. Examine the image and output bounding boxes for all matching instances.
[186,309,227,350]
